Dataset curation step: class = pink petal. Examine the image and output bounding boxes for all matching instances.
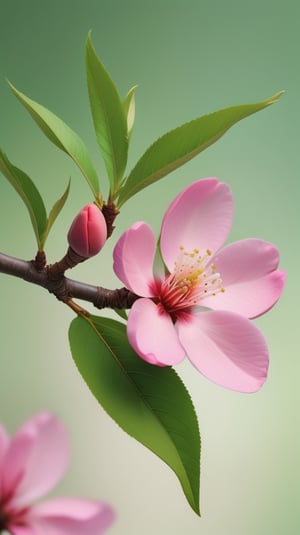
[25,498,116,535]
[1,422,37,501]
[0,423,9,476]
[7,413,69,508]
[203,239,286,318]
[7,527,36,535]
[113,222,156,297]
[127,298,186,366]
[160,178,233,271]
[177,311,269,392]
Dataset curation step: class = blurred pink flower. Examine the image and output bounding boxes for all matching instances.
[0,412,115,535]
[113,178,285,393]
[67,204,107,258]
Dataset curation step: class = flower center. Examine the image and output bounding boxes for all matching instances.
[0,497,29,531]
[157,246,224,316]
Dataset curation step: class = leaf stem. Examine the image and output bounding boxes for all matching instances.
[102,201,119,238]
[65,298,90,317]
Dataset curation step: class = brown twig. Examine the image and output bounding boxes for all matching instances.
[0,251,139,311]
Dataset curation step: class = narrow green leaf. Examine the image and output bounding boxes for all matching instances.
[69,315,201,515]
[0,149,47,248]
[123,85,138,140]
[41,179,71,248]
[118,91,284,206]
[85,32,128,193]
[7,81,100,198]
[113,308,128,320]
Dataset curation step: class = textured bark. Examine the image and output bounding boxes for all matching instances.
[0,251,138,310]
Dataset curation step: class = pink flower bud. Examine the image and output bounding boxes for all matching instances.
[67,204,107,258]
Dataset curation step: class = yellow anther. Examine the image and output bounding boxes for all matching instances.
[206,249,212,256]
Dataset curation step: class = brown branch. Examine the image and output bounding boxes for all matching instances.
[0,251,139,311]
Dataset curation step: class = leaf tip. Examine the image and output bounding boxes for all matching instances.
[86,29,97,57]
[187,495,201,516]
[6,79,26,103]
[86,29,93,45]
[266,90,285,106]
[6,78,15,92]
[66,176,72,191]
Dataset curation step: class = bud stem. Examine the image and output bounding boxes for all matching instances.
[47,247,87,279]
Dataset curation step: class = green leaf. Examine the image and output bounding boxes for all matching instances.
[113,308,128,320]
[0,149,47,248]
[123,85,138,140]
[41,179,71,248]
[69,315,201,515]
[7,81,100,198]
[85,32,128,194]
[118,91,284,206]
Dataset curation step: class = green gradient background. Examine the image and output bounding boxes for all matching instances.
[0,1,298,533]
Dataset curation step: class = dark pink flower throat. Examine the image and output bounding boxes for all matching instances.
[154,246,224,317]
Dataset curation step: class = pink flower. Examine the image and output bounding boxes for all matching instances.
[113,178,285,393]
[67,204,107,258]
[0,412,115,534]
